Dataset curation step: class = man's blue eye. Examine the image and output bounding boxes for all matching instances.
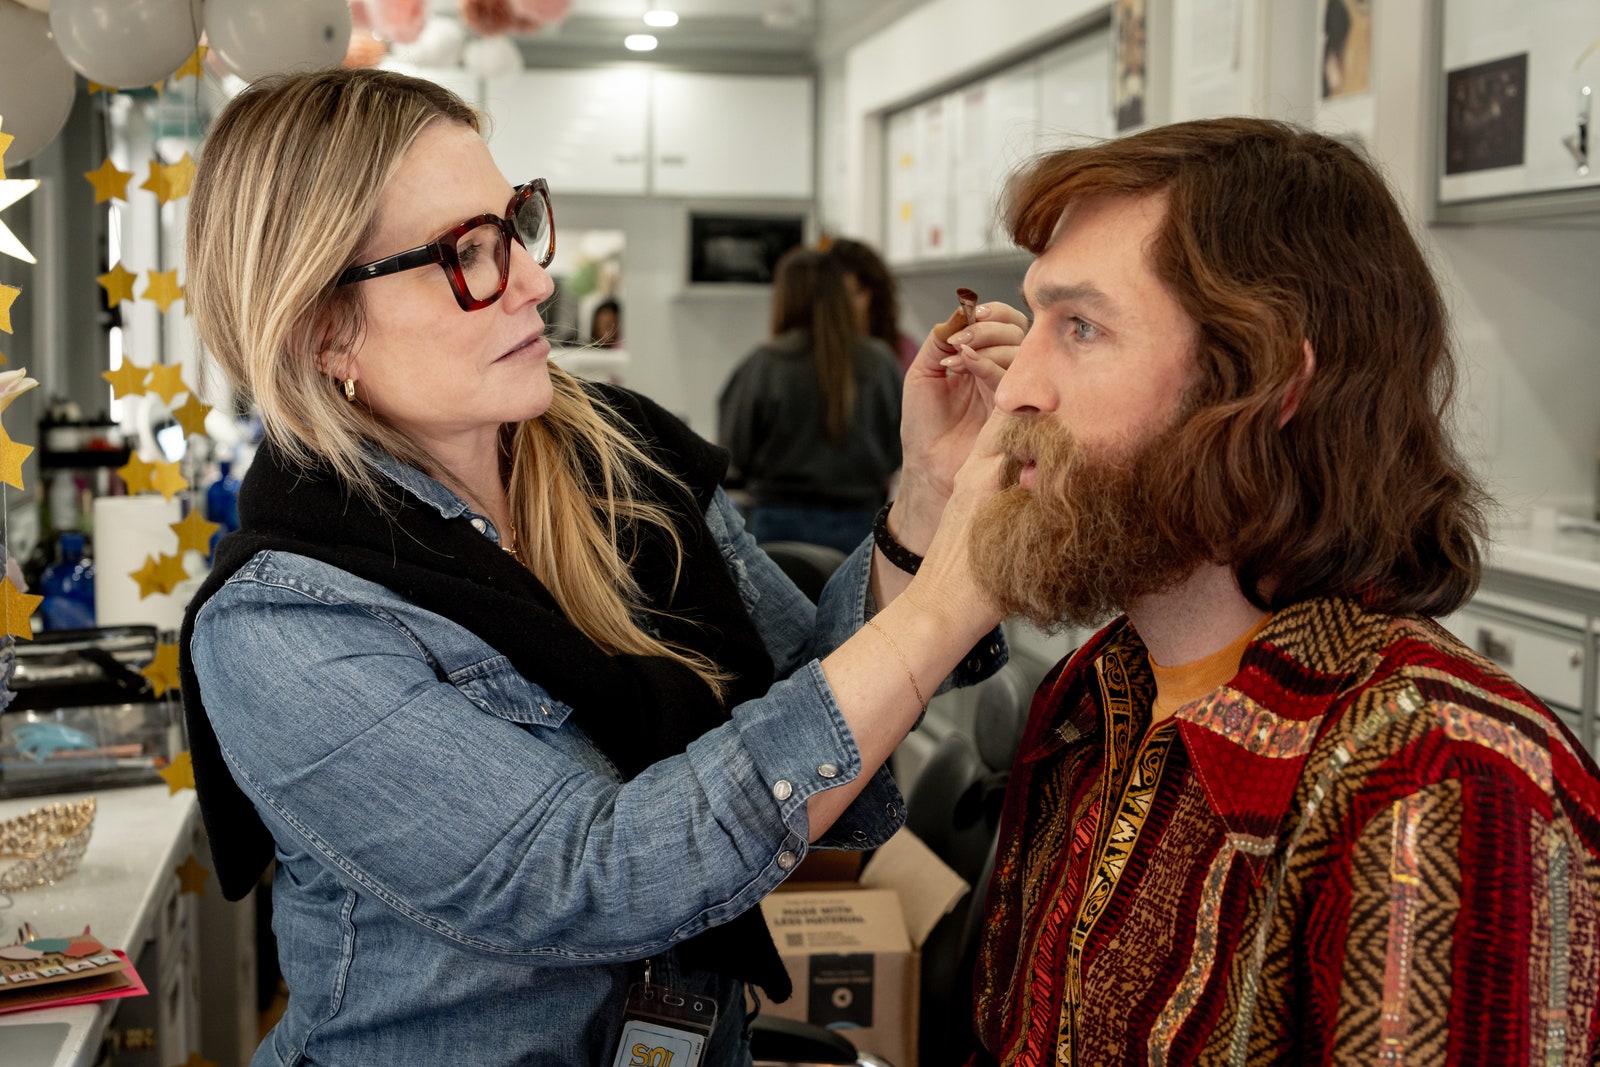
[1070,318,1098,341]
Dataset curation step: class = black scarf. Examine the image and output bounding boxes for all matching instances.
[178,383,791,1000]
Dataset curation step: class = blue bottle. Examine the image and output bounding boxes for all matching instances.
[205,459,241,557]
[39,532,96,631]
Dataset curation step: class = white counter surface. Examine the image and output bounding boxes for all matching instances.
[0,786,198,1067]
[1488,511,1600,593]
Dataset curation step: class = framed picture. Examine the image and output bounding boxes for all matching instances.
[1444,53,1529,175]
[1113,0,1147,131]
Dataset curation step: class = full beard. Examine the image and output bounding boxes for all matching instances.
[968,413,1207,632]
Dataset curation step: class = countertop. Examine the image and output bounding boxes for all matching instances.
[0,785,198,1067]
[1487,509,1600,593]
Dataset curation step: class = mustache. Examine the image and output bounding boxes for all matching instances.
[994,416,1080,494]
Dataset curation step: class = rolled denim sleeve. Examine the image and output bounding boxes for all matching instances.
[193,553,898,962]
[705,488,1006,847]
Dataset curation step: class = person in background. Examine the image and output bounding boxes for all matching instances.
[718,247,905,554]
[589,297,621,348]
[966,117,1600,1063]
[179,67,1026,1067]
[828,236,920,374]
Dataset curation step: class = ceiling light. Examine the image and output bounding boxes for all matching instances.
[624,34,659,51]
[643,9,679,28]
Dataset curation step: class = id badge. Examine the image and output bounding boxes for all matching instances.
[610,982,718,1067]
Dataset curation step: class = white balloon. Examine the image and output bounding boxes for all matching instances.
[13,0,51,11]
[205,0,352,83]
[0,4,77,163]
[462,36,522,81]
[49,0,203,89]
[390,18,464,70]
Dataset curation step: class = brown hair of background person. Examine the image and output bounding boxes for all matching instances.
[769,247,858,441]
[828,237,904,358]
[1004,116,1486,617]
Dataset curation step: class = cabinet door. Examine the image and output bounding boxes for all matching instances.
[482,68,649,196]
[1438,0,1600,206]
[651,71,812,198]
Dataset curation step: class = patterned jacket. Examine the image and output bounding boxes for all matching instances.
[972,596,1600,1065]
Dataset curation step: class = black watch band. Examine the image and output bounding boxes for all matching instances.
[872,501,924,575]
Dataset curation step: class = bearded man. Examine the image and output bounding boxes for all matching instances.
[958,118,1600,1064]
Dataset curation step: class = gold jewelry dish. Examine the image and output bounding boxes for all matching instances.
[0,796,96,892]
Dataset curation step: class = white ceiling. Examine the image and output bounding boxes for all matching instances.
[424,0,930,63]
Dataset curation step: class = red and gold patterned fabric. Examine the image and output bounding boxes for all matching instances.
[972,597,1600,1065]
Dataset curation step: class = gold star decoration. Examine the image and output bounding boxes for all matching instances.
[171,392,212,437]
[0,422,32,490]
[129,554,164,599]
[117,451,154,493]
[87,81,111,94]
[157,750,195,792]
[96,262,139,309]
[144,361,187,404]
[174,853,210,896]
[170,508,220,556]
[140,153,195,206]
[102,357,148,399]
[0,175,38,265]
[0,576,42,640]
[141,641,182,698]
[0,127,13,180]
[142,269,184,314]
[149,458,189,501]
[83,157,134,204]
[0,283,18,333]
[153,550,188,592]
[173,45,208,83]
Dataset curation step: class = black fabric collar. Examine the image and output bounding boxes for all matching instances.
[178,383,789,998]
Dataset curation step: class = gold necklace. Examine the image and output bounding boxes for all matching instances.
[503,524,523,564]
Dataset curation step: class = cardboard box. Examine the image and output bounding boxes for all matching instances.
[762,830,968,1067]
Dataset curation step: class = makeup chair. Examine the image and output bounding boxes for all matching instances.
[757,541,850,606]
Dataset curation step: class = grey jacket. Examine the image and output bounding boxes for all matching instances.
[717,330,903,508]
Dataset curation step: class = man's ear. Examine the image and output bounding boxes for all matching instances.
[1277,339,1316,428]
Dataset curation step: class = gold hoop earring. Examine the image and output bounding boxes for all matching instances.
[343,379,356,402]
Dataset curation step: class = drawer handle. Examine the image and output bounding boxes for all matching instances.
[1477,627,1512,666]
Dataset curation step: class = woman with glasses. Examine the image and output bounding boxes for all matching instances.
[179,67,1025,1066]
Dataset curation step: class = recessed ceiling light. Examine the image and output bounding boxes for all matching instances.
[624,34,659,51]
[643,9,679,28]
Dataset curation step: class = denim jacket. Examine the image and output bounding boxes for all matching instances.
[189,449,1004,1066]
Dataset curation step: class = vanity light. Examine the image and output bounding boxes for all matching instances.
[624,33,659,50]
[643,9,679,27]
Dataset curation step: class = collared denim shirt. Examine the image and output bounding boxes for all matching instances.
[190,450,1005,1067]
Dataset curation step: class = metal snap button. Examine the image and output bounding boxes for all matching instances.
[772,780,793,801]
[817,763,839,779]
[777,850,797,870]
[470,517,487,533]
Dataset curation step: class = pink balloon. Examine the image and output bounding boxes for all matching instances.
[512,0,569,23]
[370,0,425,44]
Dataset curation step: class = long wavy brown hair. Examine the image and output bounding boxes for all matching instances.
[770,247,858,440]
[1003,118,1487,617]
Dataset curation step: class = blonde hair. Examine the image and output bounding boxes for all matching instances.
[187,67,728,696]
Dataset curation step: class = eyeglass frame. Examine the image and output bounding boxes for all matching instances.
[334,178,554,312]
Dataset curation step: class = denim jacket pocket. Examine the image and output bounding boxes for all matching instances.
[451,655,573,730]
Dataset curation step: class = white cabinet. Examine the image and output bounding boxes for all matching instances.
[1435,0,1600,220]
[650,71,813,198]
[1439,595,1592,752]
[482,68,650,196]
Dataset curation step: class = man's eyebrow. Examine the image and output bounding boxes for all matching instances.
[1024,282,1124,319]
